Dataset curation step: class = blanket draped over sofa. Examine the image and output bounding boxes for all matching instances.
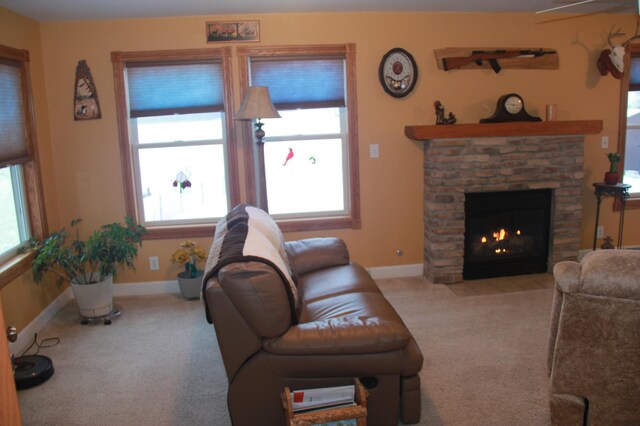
[203,204,298,323]
[203,204,424,426]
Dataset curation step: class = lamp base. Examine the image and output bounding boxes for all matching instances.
[254,121,265,143]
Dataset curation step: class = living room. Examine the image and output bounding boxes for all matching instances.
[1,1,639,424]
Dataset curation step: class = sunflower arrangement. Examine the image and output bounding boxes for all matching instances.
[171,240,207,278]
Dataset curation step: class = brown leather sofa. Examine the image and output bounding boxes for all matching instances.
[547,249,640,425]
[203,204,423,425]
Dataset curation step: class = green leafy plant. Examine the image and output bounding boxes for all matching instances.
[607,152,621,173]
[26,217,147,286]
[170,240,207,278]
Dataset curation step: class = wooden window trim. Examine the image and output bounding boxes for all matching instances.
[615,44,640,211]
[237,44,361,232]
[111,48,239,239]
[0,44,47,289]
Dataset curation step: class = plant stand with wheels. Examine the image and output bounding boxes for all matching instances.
[80,304,122,325]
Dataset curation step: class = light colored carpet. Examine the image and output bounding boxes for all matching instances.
[17,273,554,425]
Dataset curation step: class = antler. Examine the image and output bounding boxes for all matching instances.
[607,24,626,48]
[622,20,640,47]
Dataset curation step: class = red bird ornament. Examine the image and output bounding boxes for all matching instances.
[283,148,294,166]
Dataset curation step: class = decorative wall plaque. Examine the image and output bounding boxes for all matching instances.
[73,60,101,120]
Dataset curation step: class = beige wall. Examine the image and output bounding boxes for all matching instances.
[1,8,639,330]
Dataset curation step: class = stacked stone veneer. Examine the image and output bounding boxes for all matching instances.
[423,135,584,284]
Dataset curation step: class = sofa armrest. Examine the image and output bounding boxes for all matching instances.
[552,261,581,293]
[263,316,410,355]
[285,238,350,276]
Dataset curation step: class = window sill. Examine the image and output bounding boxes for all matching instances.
[141,214,360,239]
[141,224,217,240]
[0,252,34,290]
[615,196,640,211]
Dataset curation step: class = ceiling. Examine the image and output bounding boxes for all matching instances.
[0,0,637,22]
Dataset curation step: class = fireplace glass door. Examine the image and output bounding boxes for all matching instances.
[463,189,552,280]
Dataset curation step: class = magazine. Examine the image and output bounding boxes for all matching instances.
[291,384,355,412]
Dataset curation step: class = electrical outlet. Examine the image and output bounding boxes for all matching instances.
[601,136,609,149]
[370,144,379,159]
[149,256,159,271]
[597,226,605,239]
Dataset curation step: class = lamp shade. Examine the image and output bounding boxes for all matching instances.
[236,86,281,120]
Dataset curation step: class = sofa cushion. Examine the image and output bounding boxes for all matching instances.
[285,238,350,276]
[217,262,292,338]
[579,249,640,300]
[297,263,382,304]
[265,291,411,355]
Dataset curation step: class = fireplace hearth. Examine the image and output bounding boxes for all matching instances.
[464,189,552,280]
[405,120,603,284]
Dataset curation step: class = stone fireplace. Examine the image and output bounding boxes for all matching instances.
[405,120,602,284]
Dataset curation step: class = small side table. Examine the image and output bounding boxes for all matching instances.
[592,182,631,250]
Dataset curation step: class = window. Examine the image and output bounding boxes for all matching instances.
[238,44,361,231]
[0,165,31,261]
[621,46,640,203]
[0,44,46,288]
[112,48,239,239]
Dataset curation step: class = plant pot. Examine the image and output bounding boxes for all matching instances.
[177,271,204,300]
[71,273,114,318]
[604,171,619,185]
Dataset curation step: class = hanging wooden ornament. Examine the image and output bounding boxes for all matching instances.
[73,60,101,120]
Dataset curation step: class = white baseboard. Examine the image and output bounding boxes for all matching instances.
[10,286,73,356]
[11,265,424,355]
[367,263,423,279]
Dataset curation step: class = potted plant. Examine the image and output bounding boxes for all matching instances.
[170,240,207,299]
[26,217,147,318]
[605,152,621,185]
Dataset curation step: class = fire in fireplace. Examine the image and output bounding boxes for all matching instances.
[464,189,552,280]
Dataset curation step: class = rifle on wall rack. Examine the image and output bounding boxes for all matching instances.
[434,47,559,73]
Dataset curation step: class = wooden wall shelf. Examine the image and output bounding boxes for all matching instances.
[434,47,559,71]
[405,120,603,141]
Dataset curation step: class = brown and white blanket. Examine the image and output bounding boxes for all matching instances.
[202,204,298,323]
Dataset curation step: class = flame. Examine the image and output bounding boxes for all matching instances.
[492,229,507,241]
[516,230,521,236]
[481,236,487,243]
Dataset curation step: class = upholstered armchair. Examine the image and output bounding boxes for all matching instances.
[547,249,640,425]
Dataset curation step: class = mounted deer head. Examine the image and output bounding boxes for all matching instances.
[597,20,640,79]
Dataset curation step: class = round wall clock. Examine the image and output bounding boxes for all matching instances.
[480,93,541,123]
[379,48,418,98]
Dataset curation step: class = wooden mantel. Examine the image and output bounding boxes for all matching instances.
[405,120,602,141]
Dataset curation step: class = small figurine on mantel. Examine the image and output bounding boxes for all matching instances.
[434,101,457,125]
[601,236,615,250]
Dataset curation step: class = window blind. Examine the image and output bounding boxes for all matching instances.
[250,57,345,110]
[0,59,29,168]
[630,55,640,91]
[126,61,225,118]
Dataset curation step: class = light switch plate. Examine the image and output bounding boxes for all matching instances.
[370,144,379,158]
